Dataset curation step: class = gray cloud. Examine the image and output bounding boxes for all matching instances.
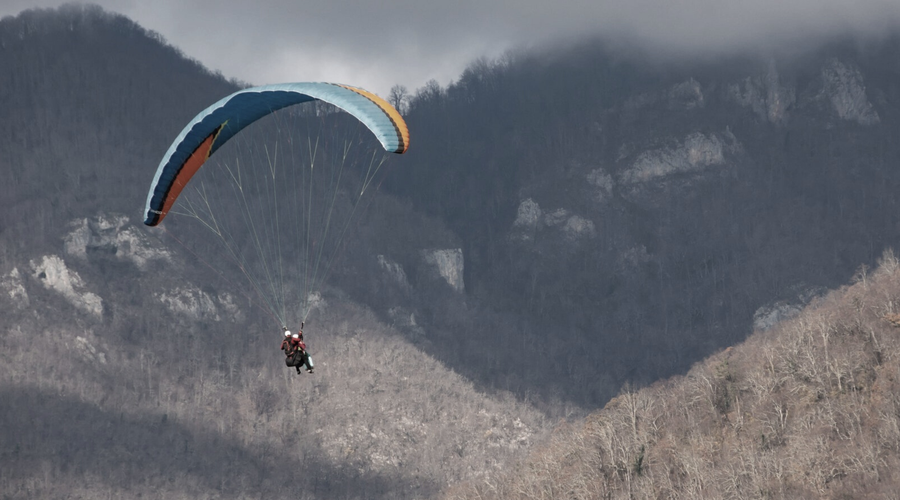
[3,0,900,97]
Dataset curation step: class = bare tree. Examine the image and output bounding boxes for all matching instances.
[388,84,410,115]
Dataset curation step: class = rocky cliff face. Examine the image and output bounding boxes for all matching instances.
[728,60,795,123]
[421,248,466,293]
[156,286,242,322]
[29,254,103,317]
[620,130,741,185]
[818,58,880,125]
[377,254,411,290]
[64,214,171,269]
[512,198,596,244]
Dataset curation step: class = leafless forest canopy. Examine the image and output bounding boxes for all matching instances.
[445,251,900,499]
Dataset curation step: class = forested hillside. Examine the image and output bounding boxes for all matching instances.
[4,3,900,499]
[0,6,544,499]
[0,4,237,250]
[384,35,900,408]
[445,250,900,499]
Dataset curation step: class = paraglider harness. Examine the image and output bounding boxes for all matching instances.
[282,323,313,374]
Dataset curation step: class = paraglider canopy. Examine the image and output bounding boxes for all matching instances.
[142,81,410,327]
[144,82,409,227]
[142,81,409,327]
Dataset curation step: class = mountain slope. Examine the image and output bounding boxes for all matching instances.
[6,4,900,498]
[386,34,900,408]
[0,6,543,499]
[0,4,237,250]
[445,250,900,499]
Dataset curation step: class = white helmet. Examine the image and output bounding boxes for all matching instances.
[292,333,299,339]
[284,330,291,337]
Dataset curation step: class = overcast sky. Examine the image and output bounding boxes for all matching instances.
[3,1,900,97]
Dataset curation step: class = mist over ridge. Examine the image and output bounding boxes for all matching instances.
[3,0,900,95]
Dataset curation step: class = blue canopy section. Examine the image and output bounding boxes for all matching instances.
[144,82,408,226]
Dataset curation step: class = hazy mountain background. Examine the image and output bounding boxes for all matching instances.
[3,4,900,499]
[385,32,900,408]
